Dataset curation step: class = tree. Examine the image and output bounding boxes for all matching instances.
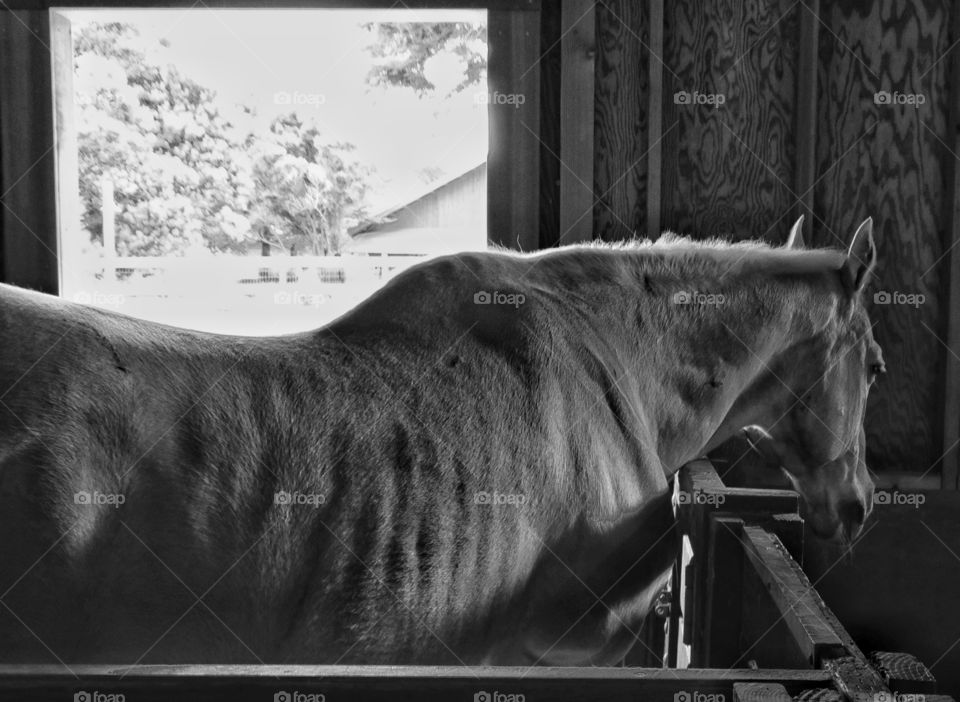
[362,22,486,96]
[73,22,371,258]
[74,22,254,256]
[249,114,370,256]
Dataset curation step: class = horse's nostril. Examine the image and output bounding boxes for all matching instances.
[839,499,866,527]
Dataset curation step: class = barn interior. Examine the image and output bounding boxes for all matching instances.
[1,0,959,700]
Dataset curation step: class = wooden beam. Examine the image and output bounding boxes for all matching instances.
[733,682,793,702]
[0,664,836,702]
[869,651,938,696]
[1,0,542,8]
[488,8,541,250]
[645,0,664,238]
[557,0,595,244]
[740,526,846,667]
[0,10,58,292]
[940,0,960,490]
[793,0,819,241]
[701,516,745,667]
[824,656,892,702]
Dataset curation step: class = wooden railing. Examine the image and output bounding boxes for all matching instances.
[669,459,949,702]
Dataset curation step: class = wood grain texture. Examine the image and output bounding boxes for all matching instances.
[740,526,846,667]
[733,682,793,702]
[488,9,541,251]
[558,0,596,245]
[814,0,950,473]
[940,0,960,489]
[593,0,648,241]
[0,664,836,702]
[538,2,562,248]
[661,0,799,241]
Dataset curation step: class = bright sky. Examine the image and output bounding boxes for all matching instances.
[58,8,489,214]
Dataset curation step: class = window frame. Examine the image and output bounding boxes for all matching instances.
[0,0,542,295]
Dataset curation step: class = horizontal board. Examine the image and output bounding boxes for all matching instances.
[741,526,846,666]
[0,665,836,702]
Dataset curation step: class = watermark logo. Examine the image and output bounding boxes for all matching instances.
[672,290,726,307]
[874,90,925,108]
[474,91,526,109]
[74,491,125,508]
[274,91,326,109]
[274,491,325,508]
[674,90,726,108]
[475,491,527,508]
[868,694,927,702]
[676,490,726,507]
[674,692,725,702]
[874,489,925,509]
[474,290,526,308]
[873,290,925,308]
[274,290,327,307]
[274,692,326,702]
[72,291,125,308]
[74,692,126,702]
[474,692,525,702]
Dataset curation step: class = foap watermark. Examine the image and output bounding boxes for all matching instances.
[874,90,925,108]
[674,691,725,702]
[674,90,725,108]
[475,491,527,508]
[74,692,125,702]
[873,290,925,308]
[275,491,326,508]
[274,692,326,702]
[72,291,125,308]
[874,489,926,509]
[474,290,526,308]
[672,290,725,307]
[274,290,328,308]
[474,91,526,109]
[273,90,326,109]
[676,490,726,507]
[474,691,525,702]
[74,491,125,508]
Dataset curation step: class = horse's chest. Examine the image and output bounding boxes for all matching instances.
[485,497,678,665]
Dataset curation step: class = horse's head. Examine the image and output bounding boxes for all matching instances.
[741,217,884,544]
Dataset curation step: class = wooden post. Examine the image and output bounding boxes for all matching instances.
[940,0,960,490]
[793,0,819,242]
[488,7,541,251]
[645,0,665,239]
[51,10,80,297]
[101,178,116,259]
[0,9,58,292]
[558,0,595,245]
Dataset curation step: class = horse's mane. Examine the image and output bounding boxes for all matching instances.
[507,232,848,280]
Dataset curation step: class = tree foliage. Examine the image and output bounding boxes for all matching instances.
[249,115,370,255]
[362,22,486,96]
[75,21,370,257]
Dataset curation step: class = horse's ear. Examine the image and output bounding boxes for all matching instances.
[785,215,804,249]
[843,217,877,294]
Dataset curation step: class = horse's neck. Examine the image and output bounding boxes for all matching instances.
[626,277,824,474]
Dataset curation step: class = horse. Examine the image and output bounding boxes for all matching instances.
[0,217,881,666]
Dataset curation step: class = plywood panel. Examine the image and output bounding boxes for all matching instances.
[593,0,647,241]
[661,0,799,241]
[814,0,949,472]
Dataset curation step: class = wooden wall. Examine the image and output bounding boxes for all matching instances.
[593,0,649,241]
[585,0,956,476]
